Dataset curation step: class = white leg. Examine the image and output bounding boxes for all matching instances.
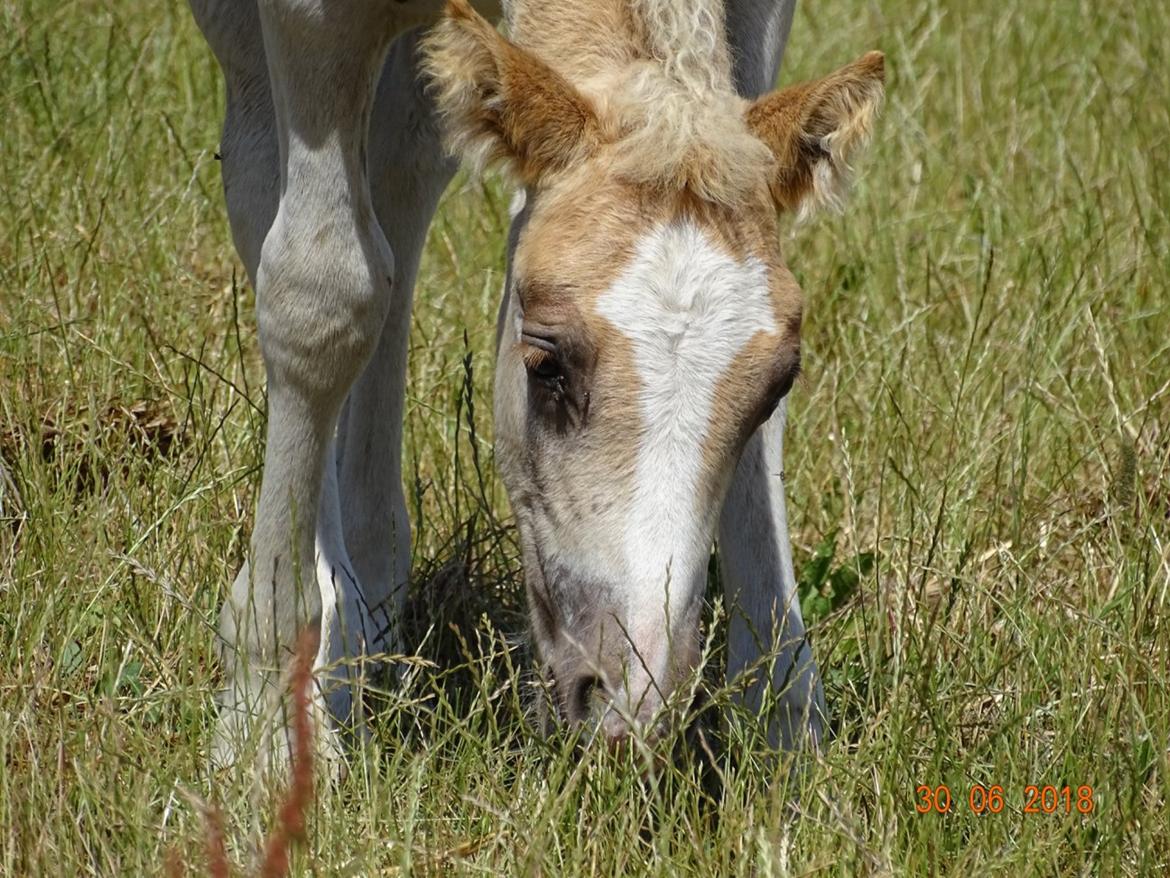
[720,400,826,750]
[187,0,277,285]
[191,3,455,764]
[336,30,458,654]
[717,0,823,751]
[212,0,414,766]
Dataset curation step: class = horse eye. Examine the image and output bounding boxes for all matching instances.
[522,346,563,384]
[531,356,561,382]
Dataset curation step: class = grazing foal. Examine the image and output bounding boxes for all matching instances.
[188,0,883,764]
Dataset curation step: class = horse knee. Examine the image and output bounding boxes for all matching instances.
[255,208,395,408]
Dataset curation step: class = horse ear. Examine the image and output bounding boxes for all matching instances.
[422,0,603,184]
[745,51,885,216]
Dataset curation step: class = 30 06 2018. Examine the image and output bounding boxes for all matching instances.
[914,784,1095,815]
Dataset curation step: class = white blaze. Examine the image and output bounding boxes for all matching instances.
[594,220,777,683]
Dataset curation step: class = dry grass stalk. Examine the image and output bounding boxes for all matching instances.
[164,625,319,878]
[258,625,320,878]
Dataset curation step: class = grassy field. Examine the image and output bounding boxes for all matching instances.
[2,0,1168,874]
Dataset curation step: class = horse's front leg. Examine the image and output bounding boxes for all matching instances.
[214,0,414,768]
[716,0,824,752]
[334,27,459,658]
[720,399,826,750]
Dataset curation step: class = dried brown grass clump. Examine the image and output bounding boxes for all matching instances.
[0,398,181,493]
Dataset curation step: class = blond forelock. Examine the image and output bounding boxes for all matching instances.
[507,0,774,207]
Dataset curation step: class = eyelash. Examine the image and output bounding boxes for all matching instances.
[522,348,567,398]
[522,346,556,373]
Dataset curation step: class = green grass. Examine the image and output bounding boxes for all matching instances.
[2,0,1168,873]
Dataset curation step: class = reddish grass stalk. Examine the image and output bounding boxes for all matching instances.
[258,625,320,878]
[163,797,229,878]
[164,846,186,878]
[165,625,319,878]
[205,803,230,878]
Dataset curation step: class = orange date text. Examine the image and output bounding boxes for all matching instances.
[914,784,1094,815]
